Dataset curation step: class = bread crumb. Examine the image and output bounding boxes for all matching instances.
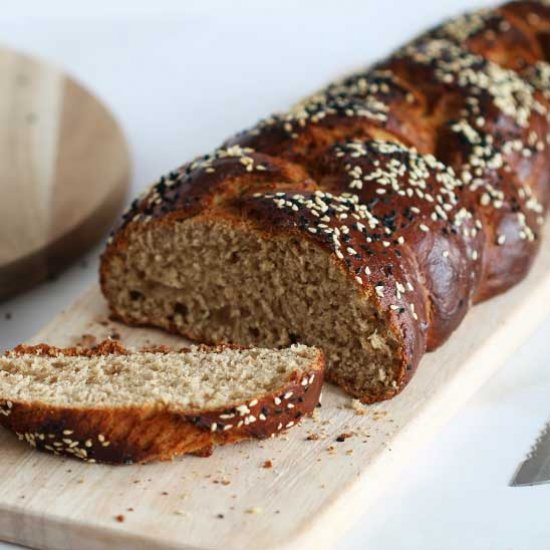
[262,460,273,469]
[246,507,263,514]
[306,433,320,441]
[349,399,367,415]
[213,478,231,485]
[335,432,354,442]
[372,410,388,421]
[115,515,125,523]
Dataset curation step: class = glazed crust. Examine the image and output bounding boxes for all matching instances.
[0,342,324,464]
[101,1,550,403]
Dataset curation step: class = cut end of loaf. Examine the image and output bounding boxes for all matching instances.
[101,216,407,403]
[0,341,324,464]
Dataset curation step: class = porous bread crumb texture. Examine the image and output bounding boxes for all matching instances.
[102,218,402,402]
[0,344,317,411]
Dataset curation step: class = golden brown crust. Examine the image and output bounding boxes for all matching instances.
[9,340,130,358]
[100,1,549,403]
[7,340,256,359]
[0,342,324,464]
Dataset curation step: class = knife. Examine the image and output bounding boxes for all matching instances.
[510,417,550,487]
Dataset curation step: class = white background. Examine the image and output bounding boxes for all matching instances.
[1,1,550,548]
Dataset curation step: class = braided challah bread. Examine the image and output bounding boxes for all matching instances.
[101,0,550,404]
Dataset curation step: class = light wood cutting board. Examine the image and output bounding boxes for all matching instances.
[0,48,130,300]
[0,223,549,550]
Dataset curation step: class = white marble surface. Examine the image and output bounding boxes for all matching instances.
[0,1,549,548]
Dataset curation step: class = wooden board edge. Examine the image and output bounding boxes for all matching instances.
[0,504,202,550]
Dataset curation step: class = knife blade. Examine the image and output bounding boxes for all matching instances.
[510,417,550,487]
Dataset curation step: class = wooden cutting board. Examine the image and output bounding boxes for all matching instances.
[0,223,549,550]
[0,48,130,300]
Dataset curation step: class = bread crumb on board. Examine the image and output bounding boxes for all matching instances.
[307,407,322,423]
[246,507,263,514]
[262,460,273,469]
[212,478,231,485]
[348,399,368,415]
[335,432,354,442]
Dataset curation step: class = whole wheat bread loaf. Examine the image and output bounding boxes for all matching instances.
[0,341,324,464]
[101,0,550,403]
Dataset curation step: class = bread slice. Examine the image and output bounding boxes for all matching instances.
[0,341,324,464]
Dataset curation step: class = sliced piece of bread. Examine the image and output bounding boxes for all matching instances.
[0,341,324,464]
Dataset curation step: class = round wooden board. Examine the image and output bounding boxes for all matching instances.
[0,48,130,301]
